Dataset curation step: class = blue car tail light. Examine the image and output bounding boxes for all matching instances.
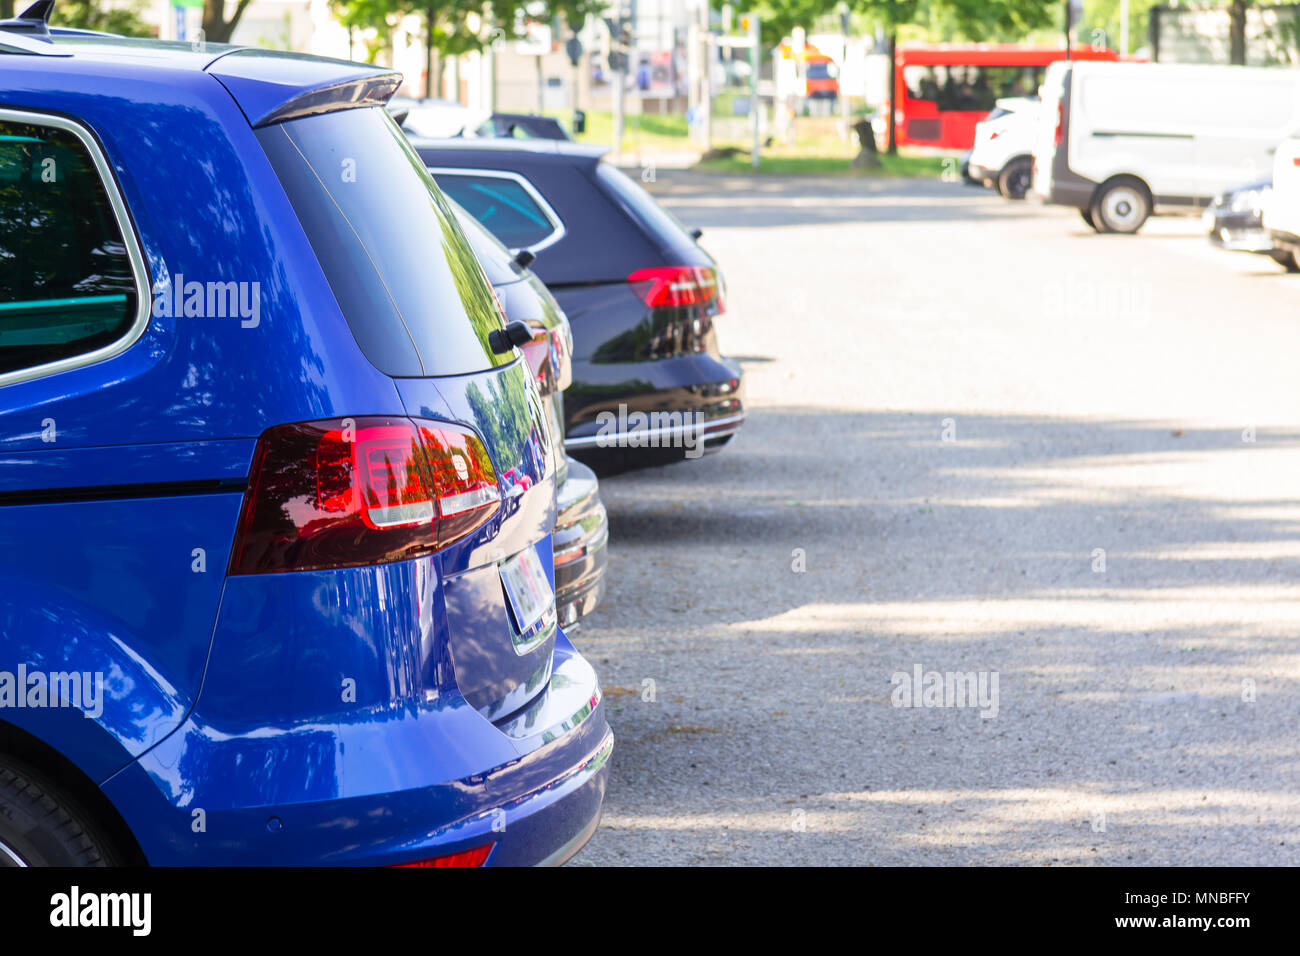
[229,416,501,575]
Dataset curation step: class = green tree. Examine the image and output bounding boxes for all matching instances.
[30,0,151,35]
[331,0,498,97]
[1075,0,1160,54]
[732,0,839,49]
[926,0,1058,40]
[736,0,1057,151]
[331,0,402,62]
[858,0,922,153]
[330,0,599,98]
[419,0,493,97]
[52,0,150,34]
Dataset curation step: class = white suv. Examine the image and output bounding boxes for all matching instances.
[1265,136,1300,270]
[969,97,1040,200]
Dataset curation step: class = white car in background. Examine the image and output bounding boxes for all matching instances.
[968,96,1040,199]
[1034,60,1300,233]
[386,97,487,138]
[1265,137,1300,269]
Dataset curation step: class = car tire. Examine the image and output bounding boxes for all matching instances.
[0,756,118,867]
[1266,249,1300,272]
[1091,178,1151,234]
[996,157,1032,200]
[1080,207,1099,231]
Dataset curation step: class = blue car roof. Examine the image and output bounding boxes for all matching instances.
[0,31,400,127]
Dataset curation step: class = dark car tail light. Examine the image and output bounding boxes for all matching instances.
[1053,101,1064,147]
[229,416,500,574]
[628,265,723,314]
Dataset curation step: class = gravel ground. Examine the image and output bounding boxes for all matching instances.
[571,170,1300,866]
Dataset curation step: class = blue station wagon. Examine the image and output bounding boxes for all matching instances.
[0,6,610,866]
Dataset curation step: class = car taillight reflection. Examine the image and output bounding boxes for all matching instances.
[519,323,571,396]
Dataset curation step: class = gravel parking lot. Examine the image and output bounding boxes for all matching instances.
[574,171,1300,866]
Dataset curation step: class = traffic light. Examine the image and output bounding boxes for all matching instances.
[603,15,632,73]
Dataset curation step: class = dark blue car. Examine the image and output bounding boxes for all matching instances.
[0,7,610,866]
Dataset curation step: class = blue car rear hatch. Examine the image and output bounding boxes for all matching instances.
[252,100,563,732]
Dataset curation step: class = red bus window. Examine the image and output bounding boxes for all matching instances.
[893,45,1120,151]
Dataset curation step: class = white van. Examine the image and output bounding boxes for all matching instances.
[1033,60,1300,233]
[1265,136,1300,268]
[969,97,1040,199]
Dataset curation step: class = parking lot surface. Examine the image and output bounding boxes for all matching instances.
[576,171,1300,865]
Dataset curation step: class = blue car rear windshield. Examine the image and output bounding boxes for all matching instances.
[257,107,508,377]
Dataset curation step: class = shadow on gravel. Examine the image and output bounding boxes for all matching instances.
[575,406,1300,865]
[601,407,1300,602]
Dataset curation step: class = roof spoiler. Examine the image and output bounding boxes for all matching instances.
[206,50,403,128]
[252,73,403,127]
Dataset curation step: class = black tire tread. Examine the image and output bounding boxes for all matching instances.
[0,758,114,866]
[997,157,1032,200]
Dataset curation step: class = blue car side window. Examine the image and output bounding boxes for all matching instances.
[0,115,141,379]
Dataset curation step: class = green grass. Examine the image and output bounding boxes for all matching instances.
[548,109,691,151]
[694,151,947,177]
[549,108,948,178]
[696,114,949,177]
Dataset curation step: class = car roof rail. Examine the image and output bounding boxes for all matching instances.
[0,0,55,36]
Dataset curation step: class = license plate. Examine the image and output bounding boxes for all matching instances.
[499,546,554,633]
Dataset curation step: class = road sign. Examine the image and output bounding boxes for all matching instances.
[515,23,552,57]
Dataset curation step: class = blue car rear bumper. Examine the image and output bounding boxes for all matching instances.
[98,628,611,866]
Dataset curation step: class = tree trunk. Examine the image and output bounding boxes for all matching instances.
[425,8,436,98]
[1229,0,1248,65]
[0,1,15,21]
[202,0,253,44]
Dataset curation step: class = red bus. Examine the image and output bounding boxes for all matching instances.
[890,45,1121,151]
